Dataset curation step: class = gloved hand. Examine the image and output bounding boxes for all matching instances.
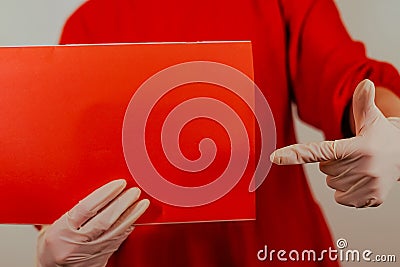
[37,179,149,267]
[270,79,400,208]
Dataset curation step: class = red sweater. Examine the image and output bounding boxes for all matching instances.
[60,0,400,266]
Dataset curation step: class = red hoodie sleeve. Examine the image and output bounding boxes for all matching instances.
[59,0,124,45]
[59,2,91,45]
[281,0,400,139]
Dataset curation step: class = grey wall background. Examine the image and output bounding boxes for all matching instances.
[0,0,399,266]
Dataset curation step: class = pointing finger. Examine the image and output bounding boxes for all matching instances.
[270,141,337,165]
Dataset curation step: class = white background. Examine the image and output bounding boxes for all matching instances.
[0,0,400,266]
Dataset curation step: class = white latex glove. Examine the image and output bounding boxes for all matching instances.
[270,79,400,208]
[37,179,150,267]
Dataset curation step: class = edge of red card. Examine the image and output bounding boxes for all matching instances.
[0,41,256,225]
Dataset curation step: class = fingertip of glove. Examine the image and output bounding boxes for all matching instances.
[361,79,374,88]
[354,79,375,103]
[96,179,127,200]
[124,199,150,226]
[358,79,374,91]
[110,179,127,189]
[138,199,150,210]
[269,151,275,163]
[270,150,285,165]
[123,187,142,204]
[97,179,127,196]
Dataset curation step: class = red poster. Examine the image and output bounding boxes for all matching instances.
[0,42,256,225]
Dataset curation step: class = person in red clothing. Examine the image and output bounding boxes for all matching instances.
[36,0,400,266]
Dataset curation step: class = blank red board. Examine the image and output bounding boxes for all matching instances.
[0,42,256,225]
